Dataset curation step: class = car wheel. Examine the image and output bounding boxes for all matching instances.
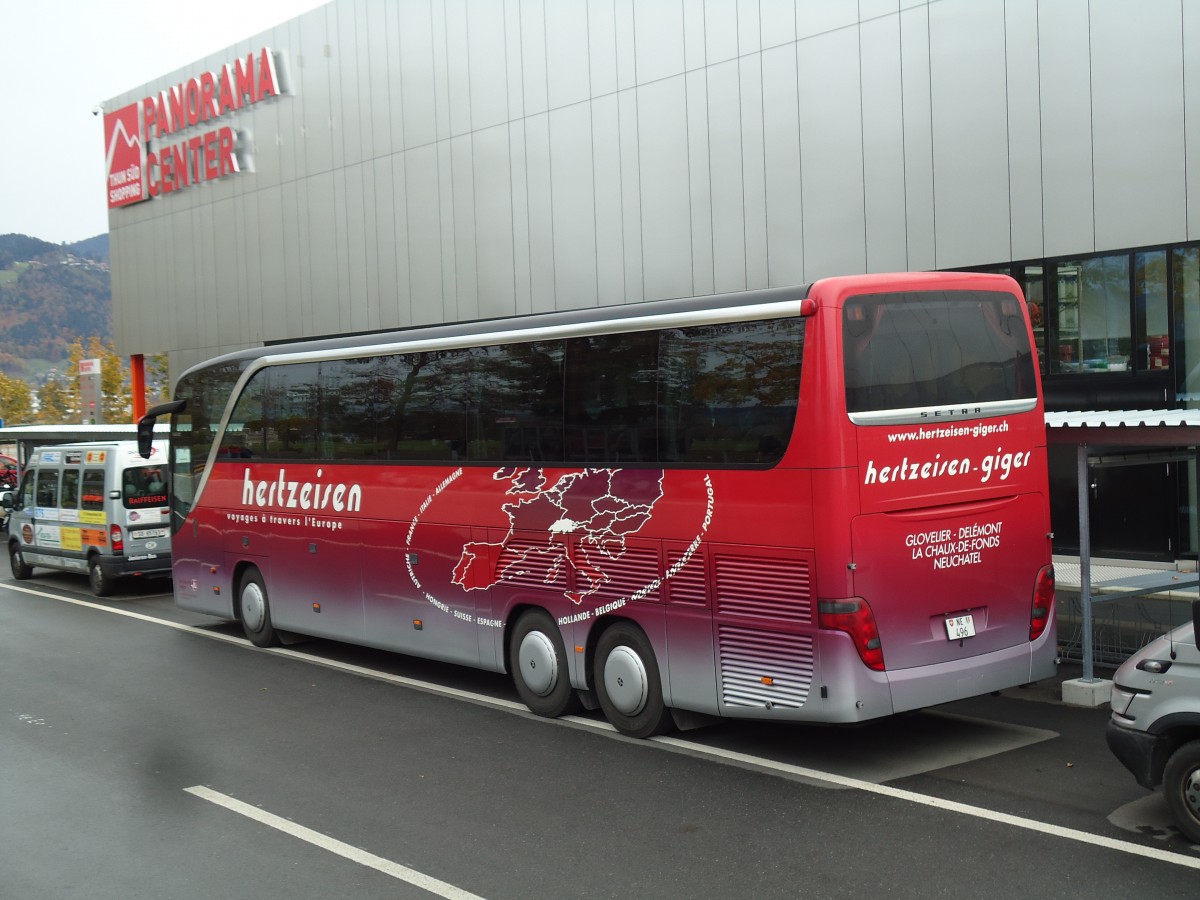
[10,542,32,580]
[239,568,279,648]
[1164,739,1200,843]
[509,609,581,718]
[593,621,673,739]
[88,556,113,596]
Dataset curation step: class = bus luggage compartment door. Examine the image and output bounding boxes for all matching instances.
[850,493,1046,671]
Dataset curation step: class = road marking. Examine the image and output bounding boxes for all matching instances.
[9,582,1200,871]
[185,786,485,899]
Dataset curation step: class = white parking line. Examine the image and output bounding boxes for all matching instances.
[9,582,1200,872]
[185,786,485,899]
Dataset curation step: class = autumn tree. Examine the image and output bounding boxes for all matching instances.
[0,370,33,425]
[36,370,74,424]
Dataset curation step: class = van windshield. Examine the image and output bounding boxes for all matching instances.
[122,465,169,509]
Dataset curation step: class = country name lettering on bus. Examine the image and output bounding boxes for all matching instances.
[886,420,1011,442]
[863,448,1033,486]
[240,468,363,513]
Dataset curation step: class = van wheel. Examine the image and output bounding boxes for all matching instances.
[88,556,113,597]
[239,568,279,648]
[509,609,581,718]
[9,543,32,580]
[1164,739,1200,843]
[593,621,673,739]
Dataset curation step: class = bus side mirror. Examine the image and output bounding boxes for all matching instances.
[139,400,186,458]
[1193,600,1200,651]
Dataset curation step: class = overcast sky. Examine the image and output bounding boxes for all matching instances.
[0,0,328,245]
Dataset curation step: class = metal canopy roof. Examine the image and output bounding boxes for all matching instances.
[1045,409,1200,447]
[0,424,167,466]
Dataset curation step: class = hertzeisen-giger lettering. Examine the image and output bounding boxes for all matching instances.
[862,448,1034,485]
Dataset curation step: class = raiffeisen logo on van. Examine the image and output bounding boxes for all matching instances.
[240,468,363,513]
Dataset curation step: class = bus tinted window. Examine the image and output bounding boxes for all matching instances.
[210,315,803,469]
[660,319,801,465]
[474,342,565,462]
[564,332,659,464]
[843,290,1037,413]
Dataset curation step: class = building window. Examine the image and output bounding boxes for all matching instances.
[1052,254,1130,374]
[1135,250,1169,373]
[1174,247,1200,402]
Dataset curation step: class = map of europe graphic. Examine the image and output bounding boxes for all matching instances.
[452,467,665,605]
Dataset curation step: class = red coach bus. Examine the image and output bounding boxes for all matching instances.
[139,271,1056,737]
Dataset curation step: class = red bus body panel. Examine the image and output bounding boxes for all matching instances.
[171,270,1055,724]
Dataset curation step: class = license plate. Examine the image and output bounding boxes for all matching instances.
[131,527,169,540]
[945,614,976,640]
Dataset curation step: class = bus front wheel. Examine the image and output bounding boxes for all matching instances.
[509,609,581,719]
[239,569,279,648]
[88,556,113,597]
[1164,739,1200,843]
[9,543,31,580]
[593,621,673,739]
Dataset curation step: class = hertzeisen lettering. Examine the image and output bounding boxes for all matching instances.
[241,468,363,512]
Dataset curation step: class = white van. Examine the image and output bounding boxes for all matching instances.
[1107,600,1200,842]
[2,440,171,596]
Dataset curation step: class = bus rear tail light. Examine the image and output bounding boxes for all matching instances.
[1030,564,1054,641]
[110,524,124,554]
[819,598,885,671]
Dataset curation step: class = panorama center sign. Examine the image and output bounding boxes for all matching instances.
[104,47,283,209]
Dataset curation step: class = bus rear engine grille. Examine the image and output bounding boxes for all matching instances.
[713,554,812,622]
[718,626,814,709]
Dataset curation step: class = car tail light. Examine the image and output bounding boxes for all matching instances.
[110,524,124,554]
[1030,564,1054,641]
[819,598,885,671]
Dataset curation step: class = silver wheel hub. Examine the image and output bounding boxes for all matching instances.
[242,583,266,633]
[518,630,558,697]
[1185,765,1200,821]
[603,646,648,717]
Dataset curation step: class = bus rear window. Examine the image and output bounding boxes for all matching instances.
[843,290,1037,414]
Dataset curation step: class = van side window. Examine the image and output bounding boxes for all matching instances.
[35,470,59,509]
[82,470,106,513]
[18,471,34,509]
[61,470,81,510]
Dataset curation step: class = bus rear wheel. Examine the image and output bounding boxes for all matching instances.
[509,609,581,718]
[88,556,113,597]
[239,568,279,648]
[9,543,32,580]
[593,621,673,739]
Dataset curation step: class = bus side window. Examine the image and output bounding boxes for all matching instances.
[61,469,81,511]
[35,469,59,510]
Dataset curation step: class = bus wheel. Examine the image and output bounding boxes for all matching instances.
[593,621,673,739]
[510,609,581,718]
[239,568,279,648]
[88,556,113,597]
[9,543,32,580]
[1164,739,1200,843]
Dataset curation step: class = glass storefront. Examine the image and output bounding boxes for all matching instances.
[968,243,1200,562]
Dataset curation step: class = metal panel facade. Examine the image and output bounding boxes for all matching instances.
[102,0,1200,382]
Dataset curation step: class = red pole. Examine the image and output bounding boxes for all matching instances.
[131,354,146,422]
